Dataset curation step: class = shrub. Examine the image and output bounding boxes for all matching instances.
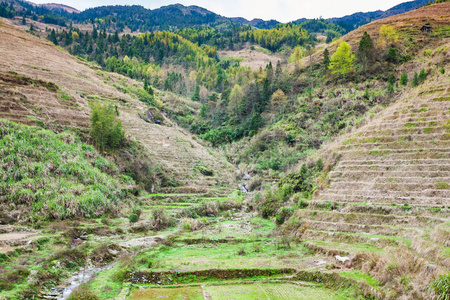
[388,83,394,94]
[412,72,419,87]
[419,68,427,82]
[386,48,398,63]
[0,268,31,291]
[275,206,294,225]
[151,208,173,230]
[67,284,99,300]
[441,67,446,74]
[90,101,124,152]
[237,247,247,256]
[436,182,450,189]
[252,243,262,253]
[316,158,324,171]
[400,72,408,85]
[431,271,450,300]
[138,88,155,106]
[128,213,139,223]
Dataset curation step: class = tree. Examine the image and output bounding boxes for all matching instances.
[49,29,58,45]
[400,72,408,85]
[192,84,200,101]
[262,78,271,108]
[90,101,124,152]
[228,84,244,118]
[357,32,374,68]
[412,72,419,87]
[271,89,287,110]
[386,48,398,64]
[379,25,399,47]
[419,68,427,82]
[323,48,330,70]
[289,46,303,63]
[329,42,354,77]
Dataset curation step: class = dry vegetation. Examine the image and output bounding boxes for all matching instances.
[0,17,236,192]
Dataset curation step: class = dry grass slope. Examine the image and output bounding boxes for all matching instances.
[0,17,236,193]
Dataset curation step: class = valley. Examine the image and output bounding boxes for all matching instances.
[0,0,450,299]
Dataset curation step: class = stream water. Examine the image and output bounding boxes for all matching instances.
[55,263,115,300]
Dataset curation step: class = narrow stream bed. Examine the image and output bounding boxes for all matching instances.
[55,263,115,300]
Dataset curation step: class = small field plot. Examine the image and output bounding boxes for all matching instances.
[128,286,204,300]
[204,283,353,300]
[140,241,311,272]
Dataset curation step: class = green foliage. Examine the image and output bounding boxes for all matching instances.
[357,32,374,68]
[316,158,324,171]
[419,68,428,82]
[386,47,398,64]
[129,213,139,223]
[90,101,124,152]
[0,268,30,291]
[192,84,200,101]
[278,164,315,196]
[0,120,131,221]
[241,23,313,52]
[329,42,354,76]
[67,284,100,300]
[436,182,450,189]
[323,48,330,70]
[431,271,450,300]
[442,67,446,74]
[138,88,155,106]
[388,83,394,94]
[412,72,419,87]
[400,72,408,85]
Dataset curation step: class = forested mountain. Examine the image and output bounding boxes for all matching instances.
[1,0,433,33]
[323,0,430,32]
[70,4,230,32]
[230,17,280,29]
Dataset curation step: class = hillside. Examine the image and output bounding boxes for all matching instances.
[0,17,236,193]
[273,3,450,298]
[40,3,80,14]
[288,45,450,298]
[1,1,450,299]
[325,0,430,32]
[69,4,231,32]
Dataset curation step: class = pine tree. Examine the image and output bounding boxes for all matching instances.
[412,72,419,87]
[419,68,427,82]
[192,84,200,101]
[275,61,282,79]
[262,78,271,109]
[357,32,374,68]
[92,27,98,40]
[49,29,57,45]
[323,48,330,69]
[400,72,408,85]
[329,42,354,77]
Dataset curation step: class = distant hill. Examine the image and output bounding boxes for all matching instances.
[69,4,231,32]
[230,17,280,29]
[40,3,79,14]
[1,0,434,32]
[318,0,430,32]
